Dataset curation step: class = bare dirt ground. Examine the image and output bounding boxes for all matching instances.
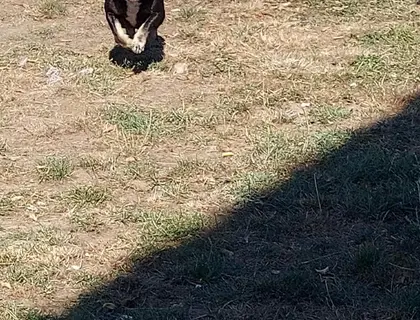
[1,0,420,319]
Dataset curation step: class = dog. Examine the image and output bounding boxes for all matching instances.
[104,0,165,54]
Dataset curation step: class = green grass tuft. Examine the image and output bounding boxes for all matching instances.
[310,105,352,124]
[66,185,110,207]
[134,210,206,241]
[36,156,73,182]
[312,130,352,156]
[351,54,386,76]
[360,27,418,47]
[104,105,161,136]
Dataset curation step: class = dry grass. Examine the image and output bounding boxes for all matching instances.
[1,0,420,319]
[37,0,67,19]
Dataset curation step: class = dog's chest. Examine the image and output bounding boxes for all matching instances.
[125,0,141,26]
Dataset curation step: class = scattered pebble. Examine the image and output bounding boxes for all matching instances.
[125,156,136,163]
[79,67,94,76]
[69,265,81,271]
[10,195,23,202]
[18,57,28,68]
[27,212,38,221]
[222,152,234,157]
[173,62,188,75]
[46,66,63,85]
[26,204,38,212]
[0,282,12,289]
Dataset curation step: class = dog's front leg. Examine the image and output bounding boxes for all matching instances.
[131,23,149,54]
[131,10,164,54]
[106,12,133,48]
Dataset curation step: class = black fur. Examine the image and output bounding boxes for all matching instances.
[104,0,165,53]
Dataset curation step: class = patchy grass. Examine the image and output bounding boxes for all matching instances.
[350,54,386,77]
[310,105,353,124]
[133,209,207,241]
[176,6,206,22]
[360,26,419,47]
[37,0,66,18]
[36,156,73,182]
[0,197,14,215]
[2,0,420,319]
[78,155,116,173]
[65,185,110,207]
[312,130,353,155]
[104,104,162,136]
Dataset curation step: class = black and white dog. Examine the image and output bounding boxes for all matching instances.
[104,0,165,54]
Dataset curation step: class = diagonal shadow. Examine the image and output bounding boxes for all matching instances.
[44,92,420,319]
[109,36,165,74]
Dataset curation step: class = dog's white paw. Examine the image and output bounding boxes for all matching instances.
[131,39,146,54]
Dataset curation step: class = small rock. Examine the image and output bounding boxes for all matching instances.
[46,66,63,85]
[0,281,12,289]
[27,204,38,212]
[125,156,136,163]
[28,212,38,221]
[222,152,234,157]
[11,195,23,202]
[283,103,305,119]
[103,124,117,133]
[69,265,81,270]
[173,62,188,75]
[18,57,28,68]
[300,102,311,108]
[79,67,94,76]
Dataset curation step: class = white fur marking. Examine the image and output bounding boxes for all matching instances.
[131,24,148,54]
[115,19,133,47]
